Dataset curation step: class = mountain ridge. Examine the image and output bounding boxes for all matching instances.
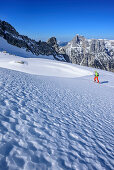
[0,19,114,72]
[63,34,114,72]
[0,20,68,61]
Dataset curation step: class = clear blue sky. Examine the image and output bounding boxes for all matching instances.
[0,0,114,41]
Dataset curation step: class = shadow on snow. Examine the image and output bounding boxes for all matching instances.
[100,81,109,84]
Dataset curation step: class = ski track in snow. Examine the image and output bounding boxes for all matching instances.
[0,68,114,170]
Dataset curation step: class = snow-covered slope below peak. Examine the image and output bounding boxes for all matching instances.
[0,37,55,60]
[0,52,93,78]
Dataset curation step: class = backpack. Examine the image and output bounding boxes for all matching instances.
[95,72,99,77]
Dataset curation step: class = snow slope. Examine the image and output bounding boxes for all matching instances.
[0,52,114,170]
[0,52,92,78]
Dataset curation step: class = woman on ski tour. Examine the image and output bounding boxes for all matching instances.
[94,71,99,83]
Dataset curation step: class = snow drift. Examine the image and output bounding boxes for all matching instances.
[0,51,92,78]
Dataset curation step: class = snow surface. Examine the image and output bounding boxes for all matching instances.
[0,52,114,170]
[0,52,92,78]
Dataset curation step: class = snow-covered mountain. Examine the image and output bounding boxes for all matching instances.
[0,51,114,170]
[0,37,56,60]
[0,20,68,61]
[63,34,114,72]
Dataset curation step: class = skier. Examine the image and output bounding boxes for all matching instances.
[94,71,99,83]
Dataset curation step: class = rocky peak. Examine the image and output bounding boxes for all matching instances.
[0,20,19,36]
[70,34,85,47]
[47,37,58,47]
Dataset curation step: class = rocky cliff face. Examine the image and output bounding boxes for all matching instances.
[64,35,114,72]
[0,20,68,61]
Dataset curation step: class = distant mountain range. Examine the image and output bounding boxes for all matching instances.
[58,41,68,47]
[0,19,114,72]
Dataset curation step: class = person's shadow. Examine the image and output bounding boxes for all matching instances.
[100,81,109,84]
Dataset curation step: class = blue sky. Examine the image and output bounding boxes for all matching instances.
[0,0,114,41]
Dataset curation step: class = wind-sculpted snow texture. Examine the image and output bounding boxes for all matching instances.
[0,68,114,170]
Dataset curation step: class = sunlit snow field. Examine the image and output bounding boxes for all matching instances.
[0,51,114,170]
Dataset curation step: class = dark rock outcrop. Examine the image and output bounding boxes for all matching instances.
[0,20,68,61]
